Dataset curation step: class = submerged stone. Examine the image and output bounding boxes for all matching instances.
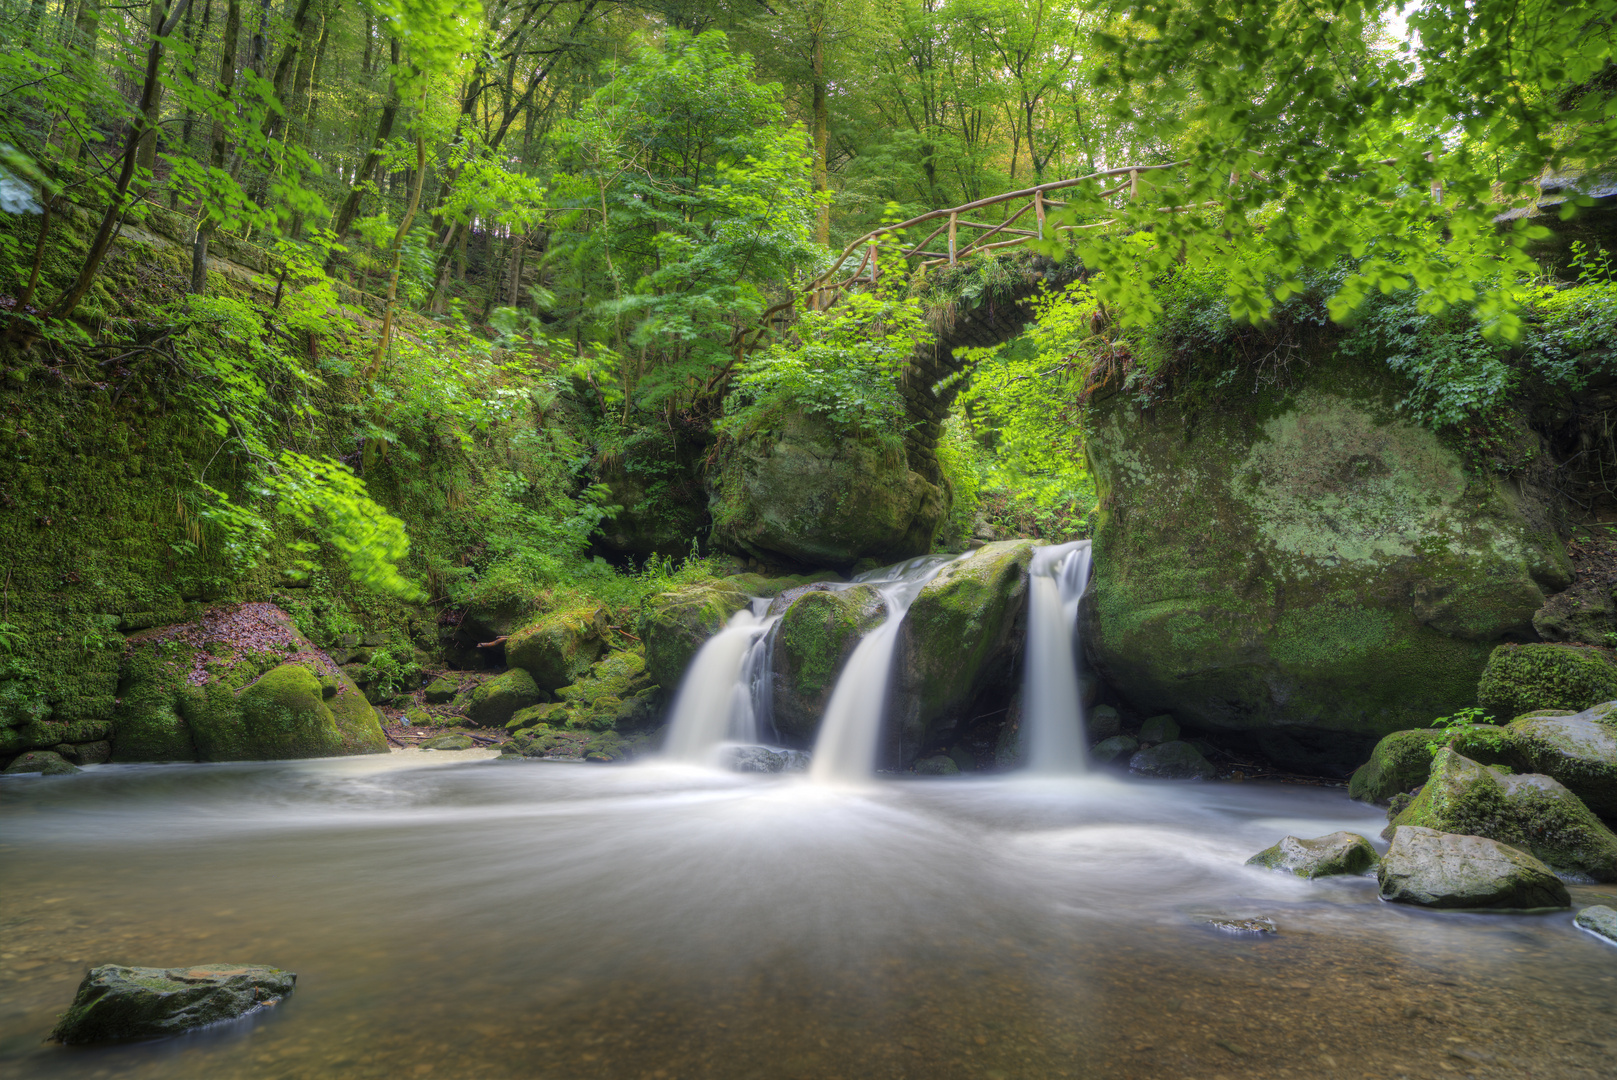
[420,734,474,750]
[50,963,295,1044]
[1091,735,1138,764]
[1129,740,1215,779]
[1477,644,1617,723]
[1377,826,1570,909]
[1389,748,1617,881]
[1574,905,1617,946]
[1192,913,1278,934]
[2,749,80,775]
[725,745,811,773]
[1507,704,1617,818]
[1246,832,1379,878]
[912,754,960,776]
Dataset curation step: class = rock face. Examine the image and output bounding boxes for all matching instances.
[1377,825,1570,909]
[1349,726,1515,803]
[1477,644,1617,722]
[1388,748,1617,881]
[710,411,946,570]
[638,582,751,691]
[505,607,609,692]
[1247,832,1379,878]
[51,963,295,1044]
[889,541,1035,766]
[113,604,387,762]
[1082,357,1570,770]
[770,585,886,743]
[1507,704,1617,818]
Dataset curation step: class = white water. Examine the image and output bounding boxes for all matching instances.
[1023,540,1093,774]
[661,605,777,764]
[809,555,959,785]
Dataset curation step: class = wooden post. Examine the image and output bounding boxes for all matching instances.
[948,212,958,264]
[869,242,878,281]
[1034,190,1046,238]
[1129,169,1139,199]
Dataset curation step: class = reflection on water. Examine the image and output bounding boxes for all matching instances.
[3,752,1615,1078]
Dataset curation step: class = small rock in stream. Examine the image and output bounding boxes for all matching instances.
[724,746,811,773]
[420,733,475,750]
[1574,905,1617,945]
[1192,912,1278,935]
[3,750,81,776]
[1247,831,1379,878]
[1129,740,1215,779]
[50,963,295,1044]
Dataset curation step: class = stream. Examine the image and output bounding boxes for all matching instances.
[3,752,1615,1079]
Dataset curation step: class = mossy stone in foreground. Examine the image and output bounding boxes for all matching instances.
[1575,905,1617,946]
[1507,704,1617,818]
[638,582,751,690]
[1477,644,1617,723]
[466,669,544,728]
[1378,826,1570,909]
[505,607,608,691]
[1247,832,1379,878]
[1389,749,1617,881]
[51,963,295,1044]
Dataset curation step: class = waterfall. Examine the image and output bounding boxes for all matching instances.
[662,605,777,764]
[1022,540,1093,774]
[809,555,959,784]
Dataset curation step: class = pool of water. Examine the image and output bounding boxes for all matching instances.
[2,750,1614,1079]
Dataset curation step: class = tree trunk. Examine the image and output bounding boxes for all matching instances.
[136,0,171,176]
[809,0,829,247]
[189,0,241,295]
[327,36,400,251]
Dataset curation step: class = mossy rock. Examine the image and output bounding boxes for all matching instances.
[1082,355,1571,770]
[1476,643,1617,721]
[1378,826,1570,909]
[1505,703,1617,819]
[721,570,844,598]
[50,963,296,1044]
[1349,726,1517,804]
[505,607,609,691]
[2,749,81,775]
[583,730,627,762]
[638,582,750,690]
[421,733,475,750]
[1390,748,1617,881]
[771,585,886,742]
[709,410,946,570]
[913,754,960,776]
[1246,831,1379,878]
[508,702,570,730]
[423,677,459,704]
[1128,740,1216,779]
[466,668,545,727]
[550,649,659,731]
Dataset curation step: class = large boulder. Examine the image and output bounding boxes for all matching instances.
[1349,725,1516,803]
[1507,703,1617,818]
[1476,643,1617,721]
[1246,832,1379,878]
[770,585,886,742]
[709,411,946,570]
[1377,825,1570,909]
[505,606,608,691]
[638,582,751,690]
[465,668,545,728]
[1082,356,1570,771]
[1389,748,1617,881]
[888,541,1035,766]
[113,604,386,762]
[50,964,295,1044]
[549,648,660,731]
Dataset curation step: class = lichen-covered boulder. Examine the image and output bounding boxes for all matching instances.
[1246,832,1379,878]
[709,411,946,570]
[1389,748,1617,881]
[1377,826,1570,909]
[1575,904,1617,945]
[50,963,295,1044]
[2,749,81,775]
[57,740,111,765]
[113,604,386,762]
[550,649,659,731]
[1082,357,1571,771]
[1477,644,1617,723]
[505,607,609,691]
[638,582,751,690]
[423,676,459,704]
[890,541,1035,765]
[1129,740,1216,779]
[771,585,886,742]
[466,668,544,728]
[1507,704,1617,818]
[1348,725,1516,804]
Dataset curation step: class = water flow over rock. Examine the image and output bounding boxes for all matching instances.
[1023,541,1092,774]
[661,601,777,764]
[810,556,959,784]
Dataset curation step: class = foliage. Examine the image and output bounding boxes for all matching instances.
[362,647,422,698]
[1431,707,1500,730]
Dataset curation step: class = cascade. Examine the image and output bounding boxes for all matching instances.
[808,555,960,784]
[1022,540,1093,773]
[661,602,777,764]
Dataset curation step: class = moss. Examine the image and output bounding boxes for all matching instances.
[505,606,608,691]
[1477,643,1617,720]
[771,586,884,741]
[638,582,750,689]
[466,668,544,727]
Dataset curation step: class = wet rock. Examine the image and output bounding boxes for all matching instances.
[725,745,811,773]
[1129,740,1215,779]
[508,702,569,730]
[1138,714,1180,744]
[50,963,295,1044]
[423,677,459,704]
[466,669,545,728]
[1574,904,1617,945]
[1477,643,1617,722]
[3,749,80,775]
[1507,704,1617,818]
[1088,704,1121,742]
[583,730,627,763]
[1349,727,1507,804]
[1091,735,1138,764]
[1192,913,1278,934]
[420,734,474,750]
[1388,748,1617,881]
[1377,825,1570,909]
[638,582,751,690]
[506,607,609,692]
[550,649,659,732]
[1246,832,1379,878]
[772,586,886,742]
[54,741,110,765]
[912,754,960,776]
[722,571,843,598]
